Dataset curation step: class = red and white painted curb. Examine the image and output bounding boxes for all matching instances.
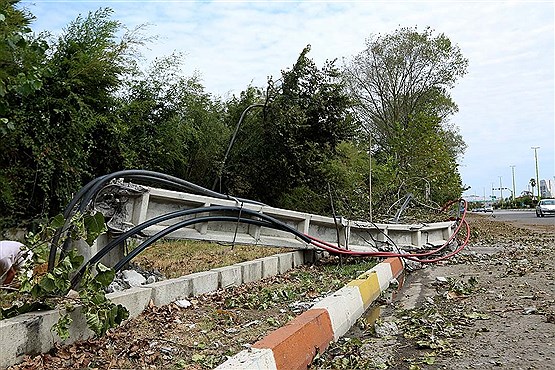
[216,257,405,370]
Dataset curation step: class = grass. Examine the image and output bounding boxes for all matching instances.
[131,239,292,278]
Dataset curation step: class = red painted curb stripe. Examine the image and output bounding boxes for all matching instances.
[253,308,334,370]
[384,257,404,278]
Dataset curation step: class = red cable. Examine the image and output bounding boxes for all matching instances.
[303,199,470,263]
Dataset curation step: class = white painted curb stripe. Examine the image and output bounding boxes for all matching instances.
[217,258,405,370]
[312,285,364,340]
[370,262,394,290]
[216,348,277,370]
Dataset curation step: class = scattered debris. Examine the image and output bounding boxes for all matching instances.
[174,299,192,309]
[311,214,555,369]
[9,214,555,370]
[374,320,400,337]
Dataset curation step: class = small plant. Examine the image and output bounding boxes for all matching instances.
[0,211,129,340]
[447,276,478,297]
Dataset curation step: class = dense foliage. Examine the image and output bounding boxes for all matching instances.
[1,4,468,230]
[219,46,356,214]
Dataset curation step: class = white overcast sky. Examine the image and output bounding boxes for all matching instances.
[21,0,554,200]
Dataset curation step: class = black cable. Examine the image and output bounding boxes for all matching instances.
[231,201,244,249]
[70,205,237,287]
[113,215,276,272]
[48,174,110,269]
[70,205,313,288]
[49,170,268,271]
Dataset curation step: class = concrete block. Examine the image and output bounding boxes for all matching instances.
[212,265,243,288]
[147,277,192,306]
[277,253,293,274]
[311,285,364,340]
[292,250,304,267]
[0,304,97,369]
[107,286,153,318]
[0,310,58,368]
[253,308,334,370]
[238,260,263,284]
[258,255,279,278]
[303,250,317,264]
[185,270,219,296]
[348,273,381,309]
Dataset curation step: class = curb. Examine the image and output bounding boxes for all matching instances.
[0,250,310,369]
[216,257,405,370]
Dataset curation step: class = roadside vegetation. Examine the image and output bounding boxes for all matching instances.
[1,2,468,230]
[10,256,379,370]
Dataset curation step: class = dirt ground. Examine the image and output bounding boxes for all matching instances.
[8,213,555,370]
[314,213,555,369]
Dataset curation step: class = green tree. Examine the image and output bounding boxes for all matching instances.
[529,178,536,199]
[343,27,468,212]
[229,46,355,213]
[320,140,372,219]
[0,8,144,226]
[118,53,227,187]
[0,0,48,225]
[216,86,267,195]
[0,0,46,123]
[344,27,468,153]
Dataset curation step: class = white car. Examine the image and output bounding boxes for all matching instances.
[536,199,555,217]
[483,205,494,213]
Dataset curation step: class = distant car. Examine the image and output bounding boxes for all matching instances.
[472,206,493,213]
[483,205,494,213]
[536,198,555,217]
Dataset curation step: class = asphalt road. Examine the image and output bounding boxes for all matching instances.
[473,209,555,227]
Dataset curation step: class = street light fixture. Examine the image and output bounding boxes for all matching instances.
[531,146,540,200]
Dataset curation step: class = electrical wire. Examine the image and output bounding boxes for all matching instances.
[58,170,470,287]
[49,170,267,271]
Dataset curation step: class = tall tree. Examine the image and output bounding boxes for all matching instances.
[118,53,227,187]
[1,7,144,224]
[0,0,46,123]
[255,46,355,212]
[344,27,468,211]
[0,1,48,226]
[344,26,468,152]
[216,86,267,195]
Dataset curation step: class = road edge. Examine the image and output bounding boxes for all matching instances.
[215,257,405,370]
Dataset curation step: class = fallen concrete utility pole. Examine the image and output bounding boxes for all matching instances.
[82,183,455,268]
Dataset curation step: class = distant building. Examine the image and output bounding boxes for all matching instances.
[540,179,554,198]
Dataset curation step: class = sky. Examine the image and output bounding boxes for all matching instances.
[20,0,555,201]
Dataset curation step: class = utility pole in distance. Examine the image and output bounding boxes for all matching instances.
[510,165,516,201]
[499,176,503,205]
[531,146,540,201]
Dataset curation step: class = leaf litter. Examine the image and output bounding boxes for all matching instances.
[10,255,378,369]
[311,213,555,369]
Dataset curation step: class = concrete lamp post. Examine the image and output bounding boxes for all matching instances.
[510,165,516,202]
[531,146,540,201]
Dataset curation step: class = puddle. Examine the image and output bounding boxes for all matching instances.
[363,305,384,325]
